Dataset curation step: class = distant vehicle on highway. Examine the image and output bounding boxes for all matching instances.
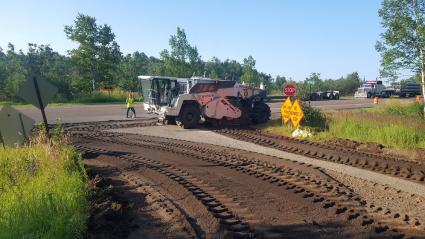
[397,82,422,98]
[310,90,340,101]
[354,80,421,98]
[354,80,394,98]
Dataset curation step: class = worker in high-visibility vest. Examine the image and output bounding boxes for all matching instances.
[126,93,136,118]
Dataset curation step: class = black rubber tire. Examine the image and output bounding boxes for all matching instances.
[334,94,340,100]
[164,116,176,125]
[367,92,372,98]
[176,104,200,129]
[252,102,271,124]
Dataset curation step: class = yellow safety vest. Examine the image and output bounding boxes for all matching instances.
[126,98,134,108]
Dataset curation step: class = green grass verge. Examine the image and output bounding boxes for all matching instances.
[0,135,88,238]
[321,111,425,149]
[1,89,142,107]
[260,102,425,149]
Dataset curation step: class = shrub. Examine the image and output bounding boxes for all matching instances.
[301,102,328,130]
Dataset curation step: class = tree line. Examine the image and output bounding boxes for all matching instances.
[0,14,363,102]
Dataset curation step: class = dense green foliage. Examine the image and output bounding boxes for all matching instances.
[65,14,121,94]
[376,0,425,115]
[0,136,88,238]
[0,13,364,102]
[295,72,362,99]
[301,103,328,129]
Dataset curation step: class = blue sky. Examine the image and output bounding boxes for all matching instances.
[0,0,383,81]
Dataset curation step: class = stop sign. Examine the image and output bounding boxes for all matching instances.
[283,84,297,96]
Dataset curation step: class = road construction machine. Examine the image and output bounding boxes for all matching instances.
[138,76,270,128]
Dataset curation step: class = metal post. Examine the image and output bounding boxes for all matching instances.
[0,130,5,149]
[32,76,50,137]
[18,113,28,142]
[309,84,311,106]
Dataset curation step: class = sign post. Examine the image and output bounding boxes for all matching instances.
[280,98,305,129]
[32,76,49,135]
[0,130,5,149]
[283,84,297,97]
[290,99,304,128]
[280,97,292,126]
[0,106,35,146]
[18,74,57,138]
[306,80,314,106]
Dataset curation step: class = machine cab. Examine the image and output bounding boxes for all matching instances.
[138,76,179,113]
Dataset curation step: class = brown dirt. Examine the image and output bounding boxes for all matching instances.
[216,128,425,183]
[62,120,425,238]
[85,160,197,239]
[74,131,409,238]
[325,138,425,162]
[325,138,384,154]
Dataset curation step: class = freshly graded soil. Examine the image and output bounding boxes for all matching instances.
[64,120,425,238]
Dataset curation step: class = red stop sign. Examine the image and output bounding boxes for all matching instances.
[283,84,297,96]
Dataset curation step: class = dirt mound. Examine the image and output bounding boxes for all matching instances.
[325,138,384,154]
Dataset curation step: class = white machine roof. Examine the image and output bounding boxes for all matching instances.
[137,75,179,80]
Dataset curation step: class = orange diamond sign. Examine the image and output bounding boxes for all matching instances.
[290,99,304,128]
[280,97,292,123]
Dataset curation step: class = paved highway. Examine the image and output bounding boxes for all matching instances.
[14,98,413,124]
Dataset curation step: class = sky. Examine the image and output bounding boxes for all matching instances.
[0,0,383,81]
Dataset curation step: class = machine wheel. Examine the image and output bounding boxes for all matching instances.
[367,92,372,98]
[334,93,340,100]
[164,116,176,125]
[252,102,271,124]
[176,104,200,129]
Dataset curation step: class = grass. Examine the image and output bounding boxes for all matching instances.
[0,133,88,239]
[322,111,425,149]
[366,100,424,119]
[260,102,425,149]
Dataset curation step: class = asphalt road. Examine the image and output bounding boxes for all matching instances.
[15,98,414,124]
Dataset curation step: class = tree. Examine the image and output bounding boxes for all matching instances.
[376,0,425,117]
[240,56,259,86]
[0,47,6,99]
[117,52,150,91]
[160,27,203,77]
[3,43,27,101]
[274,75,287,92]
[222,59,243,81]
[65,14,121,94]
[27,43,74,99]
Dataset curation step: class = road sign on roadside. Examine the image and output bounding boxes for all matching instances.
[306,80,315,85]
[18,74,57,137]
[280,97,292,124]
[19,74,58,110]
[283,84,297,96]
[290,99,304,128]
[0,106,35,146]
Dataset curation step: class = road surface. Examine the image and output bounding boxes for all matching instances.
[14,98,413,124]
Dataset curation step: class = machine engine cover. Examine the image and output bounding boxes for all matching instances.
[204,97,242,120]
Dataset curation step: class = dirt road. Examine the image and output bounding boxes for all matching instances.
[66,120,425,239]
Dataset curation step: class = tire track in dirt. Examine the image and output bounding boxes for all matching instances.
[216,128,425,183]
[74,132,413,238]
[66,121,425,238]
